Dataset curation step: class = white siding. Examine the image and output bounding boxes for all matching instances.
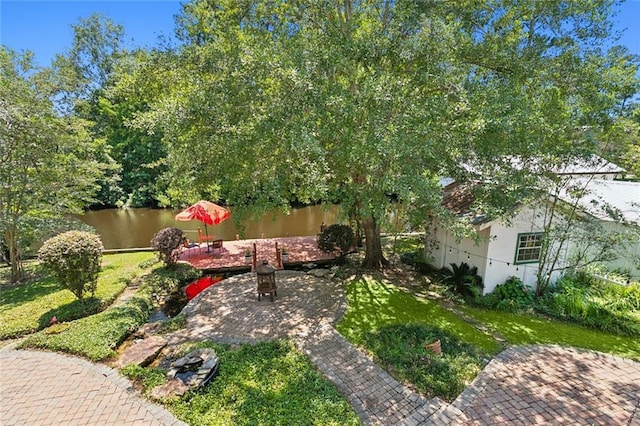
[483,207,545,293]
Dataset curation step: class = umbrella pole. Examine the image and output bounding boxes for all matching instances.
[205,223,211,253]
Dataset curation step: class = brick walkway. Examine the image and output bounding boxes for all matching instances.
[0,350,185,426]
[163,271,457,425]
[452,345,640,425]
[2,271,639,425]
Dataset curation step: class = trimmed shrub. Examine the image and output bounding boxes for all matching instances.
[144,263,201,294]
[38,230,103,301]
[480,276,534,312]
[317,224,354,256]
[151,227,185,265]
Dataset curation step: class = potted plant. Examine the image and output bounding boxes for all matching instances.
[423,339,442,356]
[281,245,288,263]
[244,248,252,264]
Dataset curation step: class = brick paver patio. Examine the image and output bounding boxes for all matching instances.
[0,350,185,426]
[1,270,639,425]
[452,345,640,425]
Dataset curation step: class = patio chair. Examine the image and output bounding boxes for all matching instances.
[181,238,202,257]
[210,239,223,254]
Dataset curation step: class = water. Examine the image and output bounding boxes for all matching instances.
[76,205,340,250]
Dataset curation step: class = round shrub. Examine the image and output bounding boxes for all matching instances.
[151,227,185,265]
[317,224,354,256]
[480,276,533,312]
[38,230,103,301]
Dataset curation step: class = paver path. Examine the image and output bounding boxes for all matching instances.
[0,350,185,426]
[2,271,639,425]
[165,270,452,424]
[452,345,640,425]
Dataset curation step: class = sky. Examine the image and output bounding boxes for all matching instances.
[1,0,640,68]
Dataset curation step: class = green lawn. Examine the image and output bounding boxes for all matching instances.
[461,306,640,361]
[336,276,501,355]
[125,340,360,426]
[19,296,152,361]
[0,252,156,339]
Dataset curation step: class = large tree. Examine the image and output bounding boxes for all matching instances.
[0,47,105,282]
[135,0,638,268]
[52,14,168,208]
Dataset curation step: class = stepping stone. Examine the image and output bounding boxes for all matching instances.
[116,336,167,368]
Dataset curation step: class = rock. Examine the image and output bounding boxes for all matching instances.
[301,263,317,270]
[133,322,164,338]
[116,336,167,367]
[308,268,331,278]
[165,348,220,392]
[173,354,203,369]
[150,379,189,400]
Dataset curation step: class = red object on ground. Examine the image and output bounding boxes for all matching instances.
[184,276,223,300]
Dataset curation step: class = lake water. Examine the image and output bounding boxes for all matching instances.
[77,205,340,250]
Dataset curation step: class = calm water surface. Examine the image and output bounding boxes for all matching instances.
[77,205,340,250]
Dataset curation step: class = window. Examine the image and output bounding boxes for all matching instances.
[515,233,543,264]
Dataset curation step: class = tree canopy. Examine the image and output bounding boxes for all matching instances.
[0,47,107,281]
[127,0,638,268]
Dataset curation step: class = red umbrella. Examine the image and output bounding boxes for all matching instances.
[175,200,230,250]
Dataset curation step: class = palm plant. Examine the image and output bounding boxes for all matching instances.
[439,262,484,299]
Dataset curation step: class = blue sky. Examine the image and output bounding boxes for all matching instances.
[1,0,639,67]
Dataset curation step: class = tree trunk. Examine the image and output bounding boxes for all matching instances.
[362,214,388,269]
[4,227,23,283]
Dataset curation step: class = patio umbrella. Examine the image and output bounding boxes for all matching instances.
[175,200,230,248]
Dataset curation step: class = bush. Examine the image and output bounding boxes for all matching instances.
[151,227,185,265]
[19,295,152,361]
[399,250,422,266]
[38,230,103,301]
[144,263,201,294]
[439,262,483,299]
[317,224,354,256]
[535,272,640,337]
[479,277,534,312]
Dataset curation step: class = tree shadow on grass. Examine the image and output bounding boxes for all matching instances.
[0,277,62,311]
[37,296,102,329]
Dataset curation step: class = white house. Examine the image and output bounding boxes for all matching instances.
[428,158,639,294]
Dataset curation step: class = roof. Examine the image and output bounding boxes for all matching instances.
[442,181,488,225]
[552,155,626,176]
[557,179,640,225]
[442,177,640,227]
[457,155,625,179]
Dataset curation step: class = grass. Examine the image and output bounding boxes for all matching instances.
[19,296,152,361]
[461,306,640,361]
[336,276,501,355]
[361,324,486,401]
[124,340,360,426]
[0,252,156,339]
[335,275,500,401]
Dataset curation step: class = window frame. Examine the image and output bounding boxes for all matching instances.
[514,232,544,265]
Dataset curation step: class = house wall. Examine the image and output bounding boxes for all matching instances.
[482,206,562,293]
[429,205,568,294]
[431,227,491,282]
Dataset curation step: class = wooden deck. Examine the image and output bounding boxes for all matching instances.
[177,236,338,273]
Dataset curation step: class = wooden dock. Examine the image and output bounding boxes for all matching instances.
[177,236,339,274]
